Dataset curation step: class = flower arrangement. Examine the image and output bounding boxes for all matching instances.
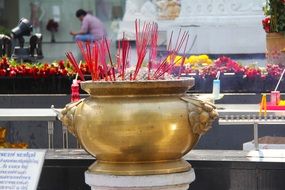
[0,56,88,78]
[179,56,277,80]
[161,54,212,67]
[1,55,283,83]
[244,64,265,79]
[266,63,284,78]
[170,54,212,76]
[198,56,244,78]
[0,54,284,93]
[187,55,212,66]
[262,0,285,33]
[0,57,91,94]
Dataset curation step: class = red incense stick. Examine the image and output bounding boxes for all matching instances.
[66,52,85,81]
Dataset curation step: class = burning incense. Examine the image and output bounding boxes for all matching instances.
[104,38,116,81]
[98,40,109,81]
[148,23,158,79]
[120,37,130,80]
[178,34,189,79]
[68,20,192,82]
[66,52,85,81]
[75,61,82,81]
[133,20,153,80]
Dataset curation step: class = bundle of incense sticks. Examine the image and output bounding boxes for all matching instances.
[65,52,85,81]
[73,40,115,81]
[148,23,158,79]
[66,20,190,81]
[152,29,189,79]
[118,33,130,80]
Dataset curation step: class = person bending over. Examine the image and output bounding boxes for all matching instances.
[70,9,106,42]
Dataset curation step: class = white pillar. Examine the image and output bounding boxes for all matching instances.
[118,0,157,40]
[85,169,195,190]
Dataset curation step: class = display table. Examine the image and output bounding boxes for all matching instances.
[0,108,57,149]
[217,104,285,151]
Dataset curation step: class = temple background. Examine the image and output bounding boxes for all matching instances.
[0,0,266,61]
[0,0,126,60]
[0,0,125,41]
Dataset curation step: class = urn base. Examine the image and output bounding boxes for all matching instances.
[85,169,195,190]
[88,159,191,176]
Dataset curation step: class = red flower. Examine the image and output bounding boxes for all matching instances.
[213,56,243,73]
[0,69,6,76]
[262,17,271,33]
[58,60,65,69]
[49,67,57,75]
[60,69,68,76]
[25,68,33,76]
[9,69,17,77]
[244,67,261,79]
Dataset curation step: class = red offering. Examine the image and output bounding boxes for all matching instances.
[71,80,80,102]
[265,91,285,110]
[266,103,285,110]
[270,91,281,105]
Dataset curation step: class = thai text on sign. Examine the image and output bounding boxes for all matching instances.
[0,149,46,190]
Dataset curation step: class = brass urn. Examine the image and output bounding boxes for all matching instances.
[60,79,218,175]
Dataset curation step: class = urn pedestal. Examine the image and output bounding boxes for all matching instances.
[85,170,195,190]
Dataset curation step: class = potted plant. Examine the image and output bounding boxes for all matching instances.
[262,0,285,66]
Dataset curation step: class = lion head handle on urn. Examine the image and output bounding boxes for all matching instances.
[57,99,84,136]
[181,96,218,135]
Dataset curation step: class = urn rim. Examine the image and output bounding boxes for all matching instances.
[80,78,195,96]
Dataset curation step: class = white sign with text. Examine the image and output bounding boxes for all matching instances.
[0,149,46,190]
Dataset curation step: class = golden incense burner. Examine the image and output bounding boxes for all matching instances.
[60,79,218,175]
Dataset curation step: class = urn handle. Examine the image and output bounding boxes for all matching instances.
[58,99,84,136]
[181,96,219,135]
